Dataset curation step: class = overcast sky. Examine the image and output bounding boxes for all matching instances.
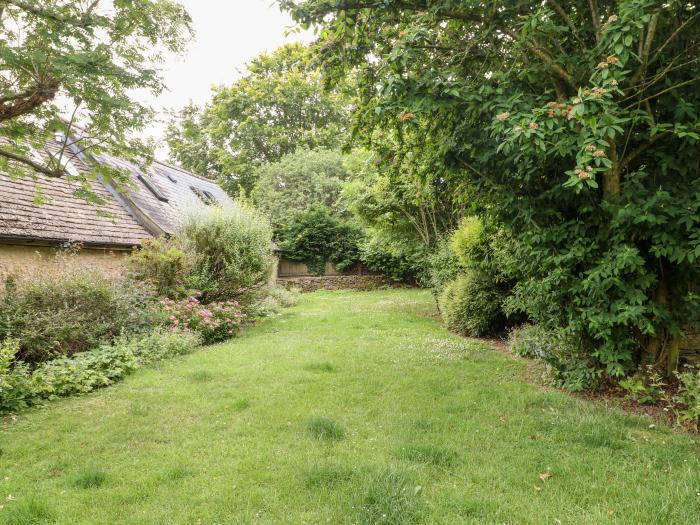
[145,0,314,156]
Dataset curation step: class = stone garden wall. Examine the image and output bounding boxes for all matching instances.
[276,275,389,292]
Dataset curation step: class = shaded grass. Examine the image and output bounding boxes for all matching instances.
[302,361,336,373]
[0,290,699,524]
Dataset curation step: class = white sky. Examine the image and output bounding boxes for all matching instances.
[145,0,314,157]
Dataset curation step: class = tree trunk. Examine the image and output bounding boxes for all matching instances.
[602,140,621,198]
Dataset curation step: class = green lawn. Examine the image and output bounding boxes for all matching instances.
[1,289,699,524]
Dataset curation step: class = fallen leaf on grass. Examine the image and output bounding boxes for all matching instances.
[534,485,542,492]
[539,472,552,481]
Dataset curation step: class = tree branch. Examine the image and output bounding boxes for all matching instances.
[630,12,659,87]
[621,130,672,170]
[4,0,100,28]
[0,147,64,177]
[502,28,577,91]
[649,11,700,67]
[546,0,585,47]
[625,77,700,109]
[588,0,601,42]
[0,78,60,122]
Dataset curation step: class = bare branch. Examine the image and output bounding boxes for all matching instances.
[630,13,660,87]
[625,77,700,109]
[649,11,700,67]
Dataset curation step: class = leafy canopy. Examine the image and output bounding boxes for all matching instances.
[166,43,353,195]
[252,148,358,231]
[0,0,192,191]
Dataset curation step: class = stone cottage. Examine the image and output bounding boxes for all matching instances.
[0,135,234,283]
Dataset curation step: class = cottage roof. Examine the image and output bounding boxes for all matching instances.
[0,139,151,248]
[0,136,235,247]
[95,153,235,236]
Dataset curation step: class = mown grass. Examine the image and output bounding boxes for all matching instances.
[1,289,699,524]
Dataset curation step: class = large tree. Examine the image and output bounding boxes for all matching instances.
[166,43,353,195]
[252,148,357,231]
[280,0,700,375]
[0,0,191,192]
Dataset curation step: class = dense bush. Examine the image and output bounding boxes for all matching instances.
[127,237,197,299]
[161,296,244,344]
[450,216,485,268]
[438,270,504,337]
[359,230,426,283]
[0,271,161,364]
[509,324,601,391]
[182,206,274,302]
[0,330,201,413]
[277,205,364,275]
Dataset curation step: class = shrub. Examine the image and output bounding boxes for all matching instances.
[438,270,504,337]
[673,366,700,430]
[509,324,601,391]
[450,216,485,268]
[241,286,301,319]
[161,296,244,344]
[182,206,274,302]
[619,366,666,405]
[267,286,301,308]
[0,330,201,413]
[360,230,426,282]
[277,205,364,275]
[127,237,197,298]
[0,271,161,364]
[423,238,460,294]
[0,338,32,412]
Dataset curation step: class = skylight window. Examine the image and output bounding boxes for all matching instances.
[190,186,218,206]
[138,174,169,202]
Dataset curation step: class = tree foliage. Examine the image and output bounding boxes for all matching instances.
[280,0,700,376]
[166,43,353,195]
[252,148,356,230]
[0,0,191,191]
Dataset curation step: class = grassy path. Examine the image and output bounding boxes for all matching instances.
[1,290,699,524]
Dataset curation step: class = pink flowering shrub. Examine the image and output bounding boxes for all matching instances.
[160,296,244,344]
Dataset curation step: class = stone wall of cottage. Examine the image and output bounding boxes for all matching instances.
[0,244,129,288]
